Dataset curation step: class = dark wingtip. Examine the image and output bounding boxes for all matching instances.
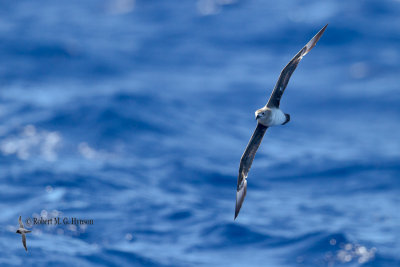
[313,24,328,43]
[304,24,328,55]
[234,181,246,220]
[234,205,239,220]
[318,24,328,39]
[234,190,243,220]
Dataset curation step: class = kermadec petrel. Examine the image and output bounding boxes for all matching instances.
[16,216,31,251]
[235,25,327,219]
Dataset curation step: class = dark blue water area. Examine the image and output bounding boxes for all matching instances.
[1,0,400,266]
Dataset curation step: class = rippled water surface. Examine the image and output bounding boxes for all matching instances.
[1,0,400,266]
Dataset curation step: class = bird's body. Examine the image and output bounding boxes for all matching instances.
[16,216,31,251]
[16,228,31,234]
[256,107,289,127]
[235,24,327,219]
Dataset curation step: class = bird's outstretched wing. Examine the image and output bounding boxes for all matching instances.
[235,123,268,219]
[22,234,27,251]
[266,24,327,108]
[19,216,24,228]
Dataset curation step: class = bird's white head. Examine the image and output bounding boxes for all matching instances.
[255,107,290,126]
[255,107,269,121]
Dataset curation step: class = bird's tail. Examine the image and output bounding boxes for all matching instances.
[282,113,290,125]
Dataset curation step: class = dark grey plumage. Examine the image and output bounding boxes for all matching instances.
[235,25,327,219]
[267,24,328,108]
[235,123,268,219]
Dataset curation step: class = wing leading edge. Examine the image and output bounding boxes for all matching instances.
[267,24,328,108]
[235,25,327,219]
[235,123,268,219]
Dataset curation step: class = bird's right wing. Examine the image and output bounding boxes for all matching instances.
[22,234,27,251]
[235,123,268,219]
[266,24,327,108]
[19,216,24,228]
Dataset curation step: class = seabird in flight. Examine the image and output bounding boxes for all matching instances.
[235,24,327,219]
[16,216,31,251]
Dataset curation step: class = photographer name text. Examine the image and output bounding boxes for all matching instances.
[28,217,94,225]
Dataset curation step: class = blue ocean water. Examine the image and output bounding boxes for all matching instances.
[1,0,399,266]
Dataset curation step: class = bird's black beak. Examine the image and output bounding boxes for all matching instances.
[256,114,261,120]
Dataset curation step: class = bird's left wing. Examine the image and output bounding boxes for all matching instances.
[266,24,327,108]
[22,234,27,251]
[235,123,268,219]
[19,216,24,228]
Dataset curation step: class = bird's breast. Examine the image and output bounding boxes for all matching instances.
[257,108,286,126]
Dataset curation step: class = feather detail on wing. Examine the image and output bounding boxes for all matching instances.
[19,216,24,228]
[22,234,27,251]
[235,123,268,219]
[266,24,327,108]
